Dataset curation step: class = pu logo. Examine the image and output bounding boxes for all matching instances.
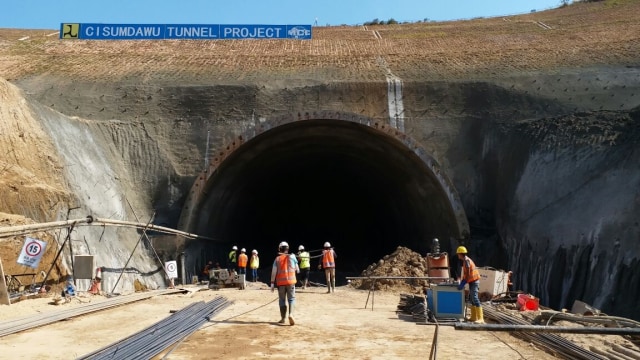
[287,26,310,39]
[62,23,80,39]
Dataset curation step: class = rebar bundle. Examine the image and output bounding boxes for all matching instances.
[77,296,232,360]
[397,293,428,322]
[482,305,607,360]
[0,289,185,337]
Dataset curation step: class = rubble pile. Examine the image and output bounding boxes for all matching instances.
[350,246,428,293]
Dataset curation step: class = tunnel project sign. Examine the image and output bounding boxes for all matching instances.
[60,23,312,40]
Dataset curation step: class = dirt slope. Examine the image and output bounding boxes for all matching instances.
[0,79,69,219]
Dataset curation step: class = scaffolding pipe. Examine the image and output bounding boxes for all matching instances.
[455,322,640,335]
[109,213,155,295]
[93,217,214,240]
[0,217,93,238]
[533,311,640,328]
[0,216,214,240]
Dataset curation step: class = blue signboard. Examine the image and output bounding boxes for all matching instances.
[60,23,311,40]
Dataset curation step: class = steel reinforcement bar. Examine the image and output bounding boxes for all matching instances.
[481,305,607,360]
[0,289,186,337]
[77,296,232,360]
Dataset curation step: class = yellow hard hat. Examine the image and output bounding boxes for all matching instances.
[456,246,468,254]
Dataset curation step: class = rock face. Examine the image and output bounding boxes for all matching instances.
[496,111,640,319]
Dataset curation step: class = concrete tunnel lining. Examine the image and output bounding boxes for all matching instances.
[180,112,469,273]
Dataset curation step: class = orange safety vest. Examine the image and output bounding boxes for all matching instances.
[322,249,335,268]
[462,256,480,283]
[238,253,248,268]
[275,254,297,286]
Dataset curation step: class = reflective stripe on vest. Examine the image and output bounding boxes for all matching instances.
[228,251,237,262]
[322,249,335,268]
[250,255,259,269]
[238,253,248,267]
[299,251,310,269]
[275,254,296,286]
[463,256,480,283]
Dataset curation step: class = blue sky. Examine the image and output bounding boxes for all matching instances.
[2,0,565,29]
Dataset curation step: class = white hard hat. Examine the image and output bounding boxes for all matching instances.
[252,249,257,254]
[279,241,289,248]
[232,245,238,250]
[324,241,331,248]
[298,245,305,251]
[241,248,246,252]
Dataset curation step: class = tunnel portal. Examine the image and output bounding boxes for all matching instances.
[180,112,469,273]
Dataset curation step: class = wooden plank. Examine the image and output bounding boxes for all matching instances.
[0,258,10,306]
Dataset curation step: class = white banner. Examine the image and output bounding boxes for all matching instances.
[17,237,47,269]
[165,260,178,279]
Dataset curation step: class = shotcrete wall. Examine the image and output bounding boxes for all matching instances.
[10,65,640,319]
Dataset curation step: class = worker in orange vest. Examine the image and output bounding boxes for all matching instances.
[320,242,337,293]
[200,261,213,282]
[456,246,484,323]
[270,241,299,325]
[238,248,248,275]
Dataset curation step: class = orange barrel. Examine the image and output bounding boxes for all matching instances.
[428,268,450,283]
[426,253,449,269]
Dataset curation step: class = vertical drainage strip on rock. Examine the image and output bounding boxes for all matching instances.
[377,56,405,132]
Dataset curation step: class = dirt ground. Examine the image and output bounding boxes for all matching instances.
[0,283,563,360]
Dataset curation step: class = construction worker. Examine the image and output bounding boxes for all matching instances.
[297,245,310,289]
[238,248,248,275]
[456,246,484,323]
[250,249,260,282]
[201,261,213,281]
[270,241,299,325]
[228,245,238,272]
[320,242,337,293]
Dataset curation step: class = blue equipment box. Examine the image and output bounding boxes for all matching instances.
[427,285,465,319]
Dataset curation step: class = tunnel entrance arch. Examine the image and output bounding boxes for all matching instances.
[178,111,469,273]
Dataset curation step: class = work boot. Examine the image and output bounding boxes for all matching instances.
[278,306,287,324]
[474,306,485,324]
[466,306,476,322]
[288,304,295,325]
[331,280,336,293]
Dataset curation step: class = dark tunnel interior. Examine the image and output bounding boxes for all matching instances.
[187,119,464,275]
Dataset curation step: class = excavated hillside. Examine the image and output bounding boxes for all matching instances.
[0,1,639,318]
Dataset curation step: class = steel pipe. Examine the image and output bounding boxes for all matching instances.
[0,216,93,238]
[0,215,214,240]
[92,217,215,240]
[455,322,640,335]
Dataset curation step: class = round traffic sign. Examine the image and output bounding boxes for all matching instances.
[25,241,43,257]
[166,262,177,272]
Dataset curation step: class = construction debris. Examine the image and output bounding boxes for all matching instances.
[350,246,429,293]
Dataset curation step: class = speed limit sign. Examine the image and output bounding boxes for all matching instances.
[17,237,47,268]
[165,261,178,279]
